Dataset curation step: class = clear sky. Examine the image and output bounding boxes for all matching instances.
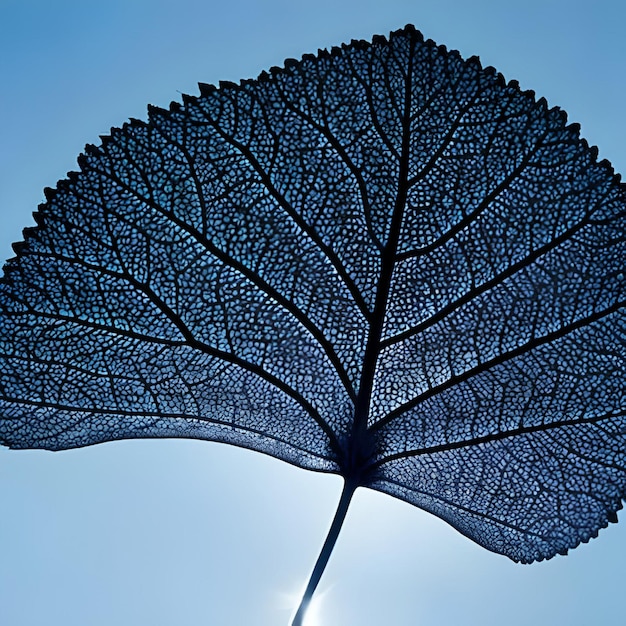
[1,1,625,625]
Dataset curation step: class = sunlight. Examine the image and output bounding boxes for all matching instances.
[301,591,324,626]
[280,586,331,626]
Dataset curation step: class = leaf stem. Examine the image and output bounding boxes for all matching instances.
[291,477,358,626]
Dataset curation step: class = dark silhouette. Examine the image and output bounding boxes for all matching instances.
[1,25,624,624]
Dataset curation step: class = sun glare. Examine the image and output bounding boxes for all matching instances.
[302,592,324,626]
[280,586,331,626]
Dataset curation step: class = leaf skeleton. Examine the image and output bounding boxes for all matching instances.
[1,24,625,625]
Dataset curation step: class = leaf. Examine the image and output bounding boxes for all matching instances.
[1,24,625,620]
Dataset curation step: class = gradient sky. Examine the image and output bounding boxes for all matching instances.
[1,2,625,625]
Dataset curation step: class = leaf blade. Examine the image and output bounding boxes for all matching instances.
[1,25,625,564]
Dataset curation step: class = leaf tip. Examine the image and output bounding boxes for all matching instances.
[181,93,197,108]
[33,209,45,227]
[507,78,520,91]
[11,240,27,256]
[21,226,38,242]
[550,105,568,124]
[389,24,422,43]
[147,104,169,122]
[198,82,217,96]
[218,79,239,90]
[372,33,388,46]
[99,133,112,149]
[468,55,484,69]
[84,143,100,157]
[120,118,144,132]
[348,39,369,51]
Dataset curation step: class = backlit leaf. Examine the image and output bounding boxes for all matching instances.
[1,25,625,587]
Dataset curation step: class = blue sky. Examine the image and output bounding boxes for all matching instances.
[1,1,625,624]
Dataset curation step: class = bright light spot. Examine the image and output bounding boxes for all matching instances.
[302,591,325,626]
[279,585,332,626]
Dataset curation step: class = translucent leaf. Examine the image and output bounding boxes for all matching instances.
[1,25,625,575]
